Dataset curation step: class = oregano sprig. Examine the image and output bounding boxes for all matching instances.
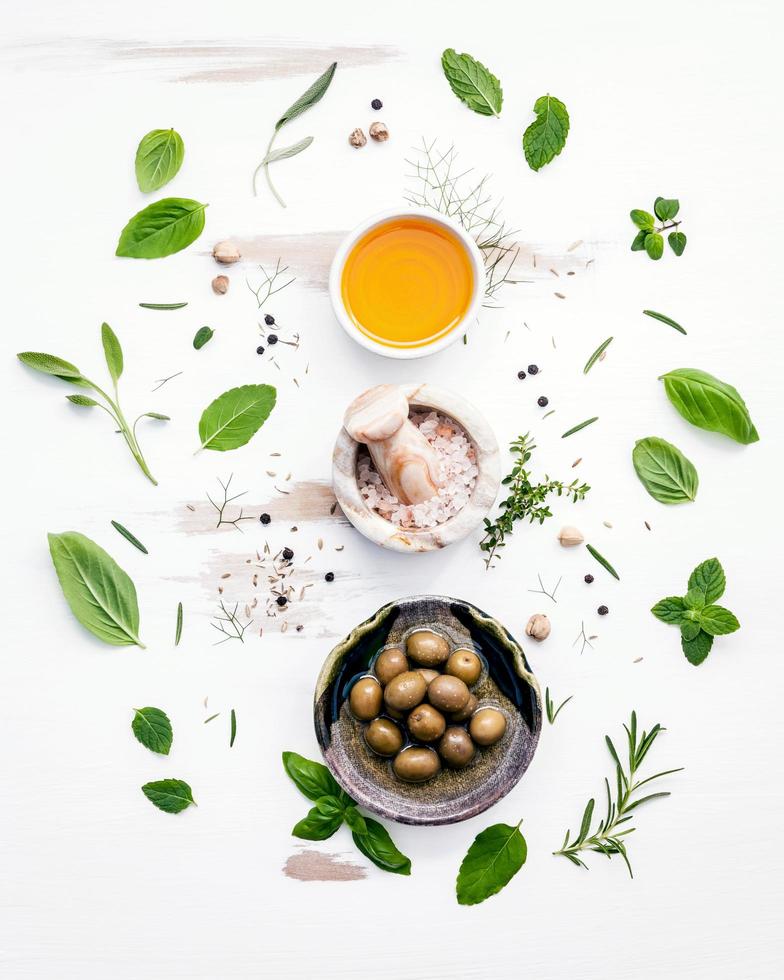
[630,197,686,259]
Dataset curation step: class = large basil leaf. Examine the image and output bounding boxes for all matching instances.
[352,817,411,876]
[688,558,725,604]
[292,805,344,841]
[132,707,173,755]
[632,436,698,504]
[101,322,123,384]
[456,822,527,905]
[275,62,336,130]
[48,531,144,647]
[523,94,569,171]
[441,48,503,117]
[659,368,759,444]
[282,751,343,802]
[116,197,207,259]
[141,779,195,813]
[135,128,184,193]
[682,630,713,666]
[198,384,276,451]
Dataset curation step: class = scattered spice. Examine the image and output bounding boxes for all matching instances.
[527,364,539,375]
[526,613,551,641]
[212,275,229,295]
[349,127,367,147]
[598,605,609,616]
[369,121,390,142]
[537,396,549,407]
[260,513,271,525]
[325,572,334,582]
[584,574,594,583]
[276,595,288,607]
[371,98,383,110]
[268,334,278,345]
[282,547,294,561]
[558,525,584,547]
[517,370,526,380]
[213,241,241,264]
[256,346,265,355]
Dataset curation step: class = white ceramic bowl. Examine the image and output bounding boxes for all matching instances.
[328,208,486,360]
[332,383,500,553]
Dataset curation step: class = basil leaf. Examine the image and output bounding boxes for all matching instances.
[680,620,701,641]
[659,368,759,444]
[135,128,185,193]
[48,531,144,647]
[523,94,569,171]
[101,322,123,384]
[645,232,664,260]
[699,605,740,636]
[654,197,679,221]
[197,383,276,451]
[456,822,527,906]
[292,806,343,841]
[630,210,655,231]
[141,779,195,813]
[441,48,503,117]
[282,751,343,802]
[630,231,647,251]
[682,630,714,666]
[275,62,336,130]
[651,597,687,624]
[632,436,698,504]
[116,197,208,259]
[688,558,725,604]
[352,817,411,876]
[132,707,173,755]
[668,231,687,256]
[314,795,346,819]
[193,326,214,350]
[344,806,368,836]
[261,136,314,166]
[18,351,85,381]
[684,588,706,611]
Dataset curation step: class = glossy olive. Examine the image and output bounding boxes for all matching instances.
[393,746,441,783]
[446,649,482,686]
[438,727,476,768]
[384,671,427,711]
[470,707,507,746]
[428,674,470,713]
[407,703,446,742]
[449,693,478,723]
[416,668,440,686]
[406,629,450,667]
[348,676,382,721]
[374,646,408,685]
[364,718,404,757]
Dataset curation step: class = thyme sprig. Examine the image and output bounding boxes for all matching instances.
[480,434,590,568]
[554,711,683,876]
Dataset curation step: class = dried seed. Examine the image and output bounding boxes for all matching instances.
[554,292,566,299]
[567,240,583,251]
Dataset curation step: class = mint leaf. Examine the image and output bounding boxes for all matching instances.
[441,49,503,117]
[668,231,687,256]
[651,596,687,624]
[630,209,655,231]
[292,806,343,841]
[682,630,714,666]
[688,558,725,604]
[456,821,527,905]
[699,605,740,636]
[132,707,173,755]
[654,197,680,221]
[352,817,411,875]
[522,95,569,171]
[282,751,343,802]
[680,620,701,641]
[141,779,195,813]
[631,231,647,251]
[645,233,664,260]
[684,588,706,611]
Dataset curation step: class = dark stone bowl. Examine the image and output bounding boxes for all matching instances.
[313,595,542,826]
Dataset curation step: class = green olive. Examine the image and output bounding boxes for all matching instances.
[449,693,478,723]
[393,746,441,783]
[469,707,507,746]
[364,718,404,757]
[348,676,382,721]
[427,674,470,713]
[407,703,446,742]
[383,671,427,711]
[438,727,476,768]
[445,649,482,686]
[416,668,440,686]
[374,647,408,685]
[406,629,450,667]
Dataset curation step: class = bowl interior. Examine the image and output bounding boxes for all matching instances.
[314,596,542,825]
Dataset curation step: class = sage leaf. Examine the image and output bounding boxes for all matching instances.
[632,436,698,504]
[48,531,144,647]
[441,48,503,117]
[631,231,647,251]
[275,62,336,130]
[135,128,185,193]
[680,620,701,641]
[630,209,655,231]
[261,136,314,166]
[688,557,725,604]
[193,326,214,350]
[18,351,84,381]
[699,605,740,636]
[654,197,679,221]
[645,232,664,260]
[292,806,344,841]
[523,94,569,171]
[66,394,99,407]
[132,707,173,755]
[456,821,527,906]
[197,383,276,452]
[351,817,411,876]
[101,322,123,384]
[651,597,686,625]
[659,368,759,444]
[668,231,687,256]
[282,751,343,802]
[116,197,208,259]
[141,778,195,814]
[682,630,714,666]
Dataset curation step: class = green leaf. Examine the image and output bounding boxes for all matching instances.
[193,326,214,350]
[668,231,687,256]
[632,436,698,504]
[645,233,664,260]
[441,48,503,117]
[175,601,183,646]
[17,351,84,381]
[699,605,740,636]
[48,531,144,647]
[261,136,314,165]
[116,197,208,259]
[522,94,569,171]
[282,751,343,802]
[583,337,613,374]
[630,209,655,231]
[680,620,701,641]
[651,596,687,624]
[631,231,647,251]
[101,322,123,384]
[654,197,679,221]
[586,543,620,580]
[456,822,527,905]
[135,129,184,193]
[314,795,346,819]
[66,394,99,407]
[275,62,336,130]
[684,588,706,611]
[659,368,759,444]
[110,520,148,554]
[682,630,714,665]
[197,383,276,452]
[292,806,344,841]
[688,558,726,604]
[141,779,195,813]
[643,309,687,335]
[344,806,368,836]
[132,707,173,754]
[352,817,411,876]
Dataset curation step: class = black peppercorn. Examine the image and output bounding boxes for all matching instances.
[371,98,383,110]
[527,364,539,375]
[537,396,549,407]
[282,547,294,561]
[267,334,278,345]
[256,345,265,355]
[584,574,594,583]
[598,605,609,616]
[517,370,526,380]
[260,513,271,525]
[264,314,275,325]
[325,572,335,582]
[276,595,288,607]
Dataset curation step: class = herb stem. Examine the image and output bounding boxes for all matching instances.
[255,132,286,207]
[86,378,158,485]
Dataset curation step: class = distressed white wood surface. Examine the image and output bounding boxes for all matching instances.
[2,2,783,978]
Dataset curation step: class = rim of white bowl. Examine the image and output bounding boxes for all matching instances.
[328,207,486,360]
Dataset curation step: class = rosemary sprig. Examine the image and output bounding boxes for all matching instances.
[583,337,613,374]
[111,520,148,554]
[139,302,188,310]
[230,708,237,747]
[174,602,183,646]
[554,711,683,876]
[643,309,687,334]
[561,417,599,439]
[545,687,573,724]
[586,543,620,580]
[479,434,589,568]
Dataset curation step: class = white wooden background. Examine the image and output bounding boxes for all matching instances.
[2,2,783,978]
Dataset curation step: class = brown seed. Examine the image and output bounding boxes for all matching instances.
[383,671,427,711]
[211,274,229,295]
[393,746,440,783]
[438,727,476,768]
[407,703,446,742]
[469,707,507,746]
[369,121,389,142]
[364,718,403,756]
[374,647,408,685]
[449,693,478,723]
[445,649,482,686]
[212,240,241,264]
[349,127,367,147]
[348,676,382,721]
[428,674,470,713]
[406,629,450,667]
